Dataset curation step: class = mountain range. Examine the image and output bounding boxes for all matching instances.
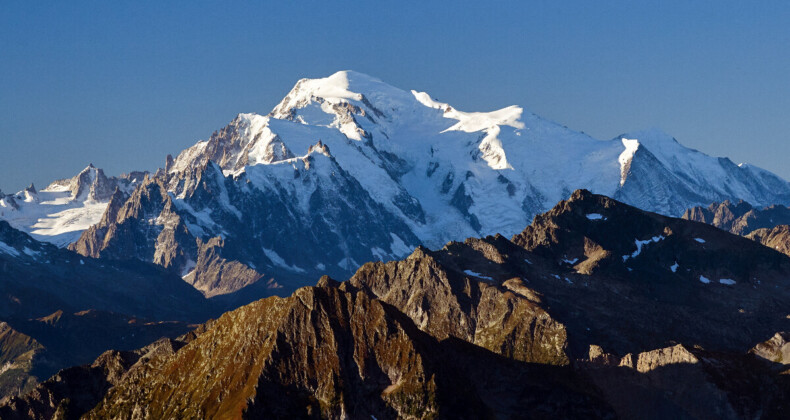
[3,70,789,301]
[4,190,790,419]
[683,200,790,257]
[3,71,790,417]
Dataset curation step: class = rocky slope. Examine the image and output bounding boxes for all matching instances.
[0,220,212,321]
[0,220,218,401]
[747,225,790,257]
[67,71,790,300]
[0,311,193,405]
[6,190,790,419]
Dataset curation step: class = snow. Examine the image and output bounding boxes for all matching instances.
[464,269,494,281]
[79,259,85,265]
[9,70,788,279]
[524,258,532,265]
[694,238,706,244]
[156,69,790,267]
[699,275,711,284]
[618,138,640,186]
[719,278,736,285]
[562,257,579,265]
[622,235,665,261]
[263,247,306,272]
[338,257,358,271]
[180,259,196,277]
[0,188,110,247]
[0,241,20,257]
[670,262,679,273]
[389,233,412,256]
[22,247,40,258]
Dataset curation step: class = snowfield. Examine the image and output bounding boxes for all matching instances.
[4,70,790,264]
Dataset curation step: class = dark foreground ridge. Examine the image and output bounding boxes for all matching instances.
[4,190,790,419]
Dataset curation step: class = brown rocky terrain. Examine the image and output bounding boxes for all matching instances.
[746,225,790,257]
[4,190,790,419]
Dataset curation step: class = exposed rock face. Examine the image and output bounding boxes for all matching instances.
[0,323,42,402]
[0,310,194,404]
[73,286,610,419]
[344,243,569,365]
[747,225,790,257]
[751,332,790,365]
[683,200,790,236]
[0,336,196,420]
[181,236,264,297]
[73,153,421,299]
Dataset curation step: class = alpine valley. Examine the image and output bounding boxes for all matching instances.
[3,71,790,419]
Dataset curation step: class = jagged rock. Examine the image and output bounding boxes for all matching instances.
[12,286,612,419]
[684,200,790,236]
[747,225,790,257]
[751,332,790,365]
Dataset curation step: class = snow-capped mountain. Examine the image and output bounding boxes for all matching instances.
[60,70,790,297]
[0,165,146,247]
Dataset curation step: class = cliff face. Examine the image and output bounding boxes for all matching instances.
[83,286,611,419]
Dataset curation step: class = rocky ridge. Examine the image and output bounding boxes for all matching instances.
[5,190,790,419]
[683,200,790,257]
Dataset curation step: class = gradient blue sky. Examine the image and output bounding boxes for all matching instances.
[2,1,789,193]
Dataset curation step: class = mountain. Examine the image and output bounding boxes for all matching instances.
[61,71,790,299]
[6,190,790,419]
[0,220,218,401]
[0,220,211,321]
[682,200,790,236]
[0,165,146,247]
[0,310,193,405]
[682,200,790,257]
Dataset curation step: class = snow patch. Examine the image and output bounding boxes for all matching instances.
[180,259,196,277]
[719,278,736,285]
[263,248,306,273]
[694,238,706,244]
[22,247,40,258]
[618,138,640,186]
[670,262,679,273]
[464,269,494,281]
[389,233,412,256]
[622,235,665,261]
[699,275,711,284]
[0,241,20,257]
[586,213,605,220]
[338,257,359,271]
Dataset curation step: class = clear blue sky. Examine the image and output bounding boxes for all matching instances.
[2,1,789,193]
